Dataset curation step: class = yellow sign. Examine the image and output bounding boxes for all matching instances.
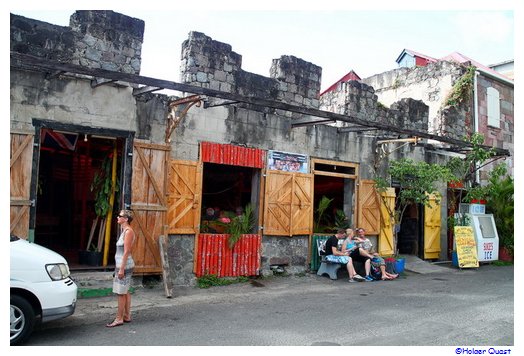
[454,226,479,268]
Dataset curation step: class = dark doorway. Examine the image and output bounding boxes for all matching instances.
[35,128,124,268]
[397,202,423,257]
[313,175,352,233]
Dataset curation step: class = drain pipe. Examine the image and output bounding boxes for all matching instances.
[473,70,480,184]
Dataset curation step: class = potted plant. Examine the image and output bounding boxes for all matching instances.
[215,204,256,249]
[463,184,488,204]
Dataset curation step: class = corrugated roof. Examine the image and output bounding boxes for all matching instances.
[319,70,361,96]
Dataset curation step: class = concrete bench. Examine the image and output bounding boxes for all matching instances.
[315,239,366,280]
[316,239,344,280]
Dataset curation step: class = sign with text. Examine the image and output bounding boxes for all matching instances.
[454,226,479,268]
[267,150,308,173]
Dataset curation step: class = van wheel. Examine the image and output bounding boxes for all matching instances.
[10,295,35,345]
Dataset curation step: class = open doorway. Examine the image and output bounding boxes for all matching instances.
[199,162,260,233]
[34,128,125,268]
[311,159,357,234]
[397,201,423,257]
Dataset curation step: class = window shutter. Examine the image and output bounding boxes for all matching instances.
[487,87,500,128]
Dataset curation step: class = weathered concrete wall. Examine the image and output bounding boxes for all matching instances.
[10,69,139,133]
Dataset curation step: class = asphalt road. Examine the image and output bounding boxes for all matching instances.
[22,264,514,347]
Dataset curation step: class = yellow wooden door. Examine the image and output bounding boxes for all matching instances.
[291,173,313,235]
[10,133,34,240]
[263,171,313,236]
[167,160,202,234]
[131,140,170,274]
[357,180,380,235]
[424,193,441,259]
[378,187,395,256]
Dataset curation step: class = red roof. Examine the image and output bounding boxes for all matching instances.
[319,70,361,96]
[396,49,437,64]
[440,52,513,82]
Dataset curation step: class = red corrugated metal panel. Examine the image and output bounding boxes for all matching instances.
[201,142,264,168]
[196,234,261,277]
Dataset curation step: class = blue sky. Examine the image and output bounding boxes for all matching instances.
[11,5,515,92]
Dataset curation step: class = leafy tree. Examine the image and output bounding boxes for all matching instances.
[485,164,514,255]
[375,158,453,256]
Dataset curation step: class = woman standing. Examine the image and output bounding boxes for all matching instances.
[106,209,135,327]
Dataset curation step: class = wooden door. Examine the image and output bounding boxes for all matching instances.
[263,171,313,236]
[291,173,313,235]
[424,193,442,259]
[131,140,169,274]
[378,188,395,256]
[10,133,34,239]
[357,180,380,234]
[167,160,202,234]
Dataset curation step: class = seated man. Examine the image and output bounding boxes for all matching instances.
[355,228,398,281]
[341,228,373,281]
[324,228,365,282]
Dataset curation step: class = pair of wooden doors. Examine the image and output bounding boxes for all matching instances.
[10,132,167,274]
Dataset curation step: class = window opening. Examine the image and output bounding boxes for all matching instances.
[200,162,259,234]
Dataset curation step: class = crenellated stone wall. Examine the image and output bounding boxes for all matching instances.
[363,60,468,138]
[11,11,144,75]
[181,32,321,108]
[319,79,429,133]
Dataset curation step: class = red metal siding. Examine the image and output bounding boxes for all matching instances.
[196,234,261,277]
[201,142,265,168]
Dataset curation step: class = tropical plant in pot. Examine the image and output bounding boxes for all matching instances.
[215,204,256,249]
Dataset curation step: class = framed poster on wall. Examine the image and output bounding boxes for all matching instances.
[267,150,308,173]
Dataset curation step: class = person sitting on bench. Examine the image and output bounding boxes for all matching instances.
[341,228,373,281]
[354,228,398,281]
[324,228,365,282]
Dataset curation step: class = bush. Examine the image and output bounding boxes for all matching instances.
[196,274,249,289]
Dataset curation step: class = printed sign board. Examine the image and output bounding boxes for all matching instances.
[267,150,308,173]
[454,226,479,268]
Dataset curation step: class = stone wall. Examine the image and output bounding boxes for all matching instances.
[181,31,321,108]
[475,76,514,179]
[11,11,144,74]
[363,61,467,138]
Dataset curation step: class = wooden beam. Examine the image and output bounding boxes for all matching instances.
[11,51,510,156]
[133,85,162,96]
[338,126,378,133]
[291,116,336,127]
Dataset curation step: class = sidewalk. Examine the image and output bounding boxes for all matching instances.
[71,255,454,323]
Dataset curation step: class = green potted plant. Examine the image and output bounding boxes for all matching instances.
[463,184,488,204]
[215,204,256,249]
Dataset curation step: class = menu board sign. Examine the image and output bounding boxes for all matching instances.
[454,226,479,268]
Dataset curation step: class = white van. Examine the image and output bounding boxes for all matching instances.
[10,235,78,345]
